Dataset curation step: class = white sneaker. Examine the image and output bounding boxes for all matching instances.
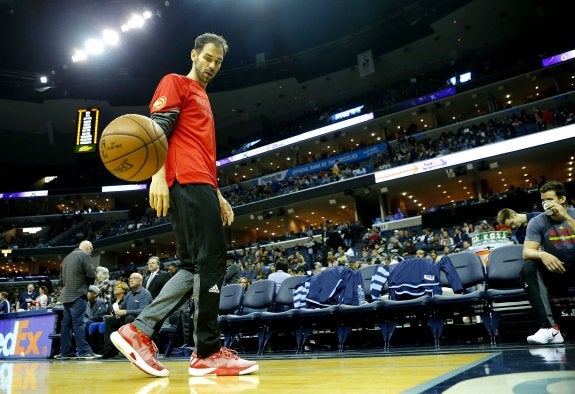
[527,326,564,344]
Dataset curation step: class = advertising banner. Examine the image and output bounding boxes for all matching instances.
[0,313,56,359]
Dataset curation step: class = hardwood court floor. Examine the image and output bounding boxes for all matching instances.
[2,343,574,393]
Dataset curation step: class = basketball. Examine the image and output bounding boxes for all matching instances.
[99,114,168,182]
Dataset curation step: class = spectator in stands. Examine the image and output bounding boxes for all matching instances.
[16,283,38,311]
[34,286,49,309]
[428,234,444,252]
[335,246,349,266]
[359,249,371,264]
[37,276,53,297]
[497,208,540,244]
[102,273,152,358]
[417,228,434,246]
[57,240,98,359]
[267,258,291,294]
[387,237,403,254]
[428,249,440,262]
[89,281,129,353]
[224,255,241,285]
[305,236,318,267]
[143,256,171,299]
[439,229,454,248]
[397,229,411,244]
[522,181,575,344]
[477,220,494,233]
[85,285,109,354]
[110,33,257,377]
[415,249,426,258]
[0,292,10,314]
[453,226,470,245]
[167,261,179,276]
[95,266,112,301]
[332,160,341,179]
[399,239,416,256]
[238,277,250,291]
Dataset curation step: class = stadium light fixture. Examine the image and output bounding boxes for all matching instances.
[71,49,88,63]
[84,38,104,55]
[102,29,119,46]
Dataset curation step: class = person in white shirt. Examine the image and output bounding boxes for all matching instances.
[267,258,291,294]
[34,286,49,309]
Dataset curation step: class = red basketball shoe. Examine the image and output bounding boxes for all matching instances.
[110,323,169,377]
[188,347,259,376]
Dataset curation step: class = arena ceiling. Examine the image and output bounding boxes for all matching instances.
[0,0,569,130]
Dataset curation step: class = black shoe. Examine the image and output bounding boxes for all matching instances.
[101,352,116,359]
[54,354,76,360]
[77,352,102,360]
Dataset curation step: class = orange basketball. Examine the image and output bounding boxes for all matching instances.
[99,114,168,182]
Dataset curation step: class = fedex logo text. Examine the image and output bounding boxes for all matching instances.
[0,320,43,357]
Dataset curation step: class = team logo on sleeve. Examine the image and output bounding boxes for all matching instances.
[152,96,167,111]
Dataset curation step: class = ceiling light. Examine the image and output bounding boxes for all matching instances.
[84,38,104,55]
[127,14,145,29]
[71,49,87,63]
[102,29,119,46]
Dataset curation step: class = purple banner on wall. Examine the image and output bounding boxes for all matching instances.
[401,87,456,109]
[542,49,575,67]
[0,313,56,359]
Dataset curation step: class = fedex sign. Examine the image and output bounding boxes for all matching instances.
[0,314,55,358]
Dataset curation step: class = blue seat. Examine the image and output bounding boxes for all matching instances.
[429,251,486,348]
[293,267,360,353]
[370,261,431,351]
[219,284,244,315]
[217,284,245,347]
[483,244,529,345]
[358,264,377,302]
[335,264,380,351]
[258,275,308,354]
[222,279,276,349]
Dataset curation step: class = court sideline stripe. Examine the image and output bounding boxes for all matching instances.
[402,352,500,394]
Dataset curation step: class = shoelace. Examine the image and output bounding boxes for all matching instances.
[218,347,240,360]
[134,326,159,354]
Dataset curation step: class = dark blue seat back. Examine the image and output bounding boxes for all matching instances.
[242,279,276,311]
[274,276,305,312]
[358,265,377,297]
[439,251,485,289]
[219,284,244,315]
[486,244,525,289]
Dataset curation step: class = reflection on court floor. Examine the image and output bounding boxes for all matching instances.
[0,345,574,393]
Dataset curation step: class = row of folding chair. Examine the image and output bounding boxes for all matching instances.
[217,245,533,354]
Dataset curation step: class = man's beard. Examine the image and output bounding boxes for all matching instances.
[196,65,214,84]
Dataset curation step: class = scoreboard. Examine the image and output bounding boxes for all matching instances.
[75,108,100,153]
